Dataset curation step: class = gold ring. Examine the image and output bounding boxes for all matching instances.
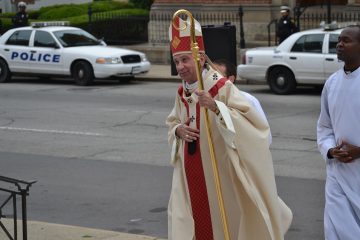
[185,134,189,138]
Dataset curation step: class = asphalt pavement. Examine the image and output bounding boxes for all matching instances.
[0,65,173,240]
[0,65,325,240]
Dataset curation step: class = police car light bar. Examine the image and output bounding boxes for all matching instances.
[31,21,70,28]
[320,21,360,31]
[320,21,339,31]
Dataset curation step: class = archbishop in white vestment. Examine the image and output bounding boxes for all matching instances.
[166,68,293,240]
[166,12,292,240]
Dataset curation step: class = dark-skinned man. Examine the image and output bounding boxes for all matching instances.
[276,6,297,44]
[12,1,28,28]
[317,25,360,240]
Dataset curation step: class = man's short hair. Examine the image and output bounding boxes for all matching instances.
[213,59,236,78]
[346,25,360,42]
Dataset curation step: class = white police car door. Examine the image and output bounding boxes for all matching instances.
[29,30,63,74]
[3,30,32,73]
[286,33,325,84]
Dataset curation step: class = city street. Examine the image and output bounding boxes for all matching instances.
[0,79,325,239]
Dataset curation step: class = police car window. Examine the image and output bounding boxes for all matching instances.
[34,31,57,48]
[291,34,324,53]
[329,34,339,54]
[6,30,32,46]
[53,29,101,47]
[291,36,305,52]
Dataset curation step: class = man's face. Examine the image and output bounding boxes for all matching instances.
[173,53,202,84]
[281,11,289,17]
[213,63,235,83]
[214,64,226,76]
[337,27,360,64]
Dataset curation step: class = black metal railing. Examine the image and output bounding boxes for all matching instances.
[268,10,360,46]
[267,19,278,46]
[298,11,360,30]
[0,176,36,240]
[148,10,241,45]
[89,11,149,45]
[86,5,360,47]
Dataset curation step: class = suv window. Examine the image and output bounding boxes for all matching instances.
[329,34,339,54]
[291,34,325,53]
[6,30,32,46]
[34,31,57,48]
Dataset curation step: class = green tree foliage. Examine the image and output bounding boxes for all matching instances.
[0,0,148,34]
[39,5,87,20]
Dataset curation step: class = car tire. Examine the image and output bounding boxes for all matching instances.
[268,67,296,95]
[0,58,11,83]
[72,61,94,86]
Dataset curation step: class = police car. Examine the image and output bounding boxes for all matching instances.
[0,22,151,85]
[237,26,344,94]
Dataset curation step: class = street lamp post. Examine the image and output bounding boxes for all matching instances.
[238,6,245,48]
[88,4,93,33]
[294,5,301,32]
[327,0,331,24]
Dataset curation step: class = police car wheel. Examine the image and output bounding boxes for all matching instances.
[72,61,94,86]
[0,58,11,83]
[268,67,296,95]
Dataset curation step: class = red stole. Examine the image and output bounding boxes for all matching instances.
[177,77,227,240]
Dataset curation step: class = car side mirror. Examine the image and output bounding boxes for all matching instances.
[52,43,60,49]
[98,37,106,46]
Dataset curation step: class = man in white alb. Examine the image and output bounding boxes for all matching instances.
[317,25,360,240]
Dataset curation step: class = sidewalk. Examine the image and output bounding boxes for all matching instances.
[136,64,179,82]
[1,219,166,240]
[136,64,247,84]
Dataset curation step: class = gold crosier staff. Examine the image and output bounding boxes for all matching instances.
[172,9,231,240]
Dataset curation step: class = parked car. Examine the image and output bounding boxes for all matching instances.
[0,21,151,85]
[237,27,343,94]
